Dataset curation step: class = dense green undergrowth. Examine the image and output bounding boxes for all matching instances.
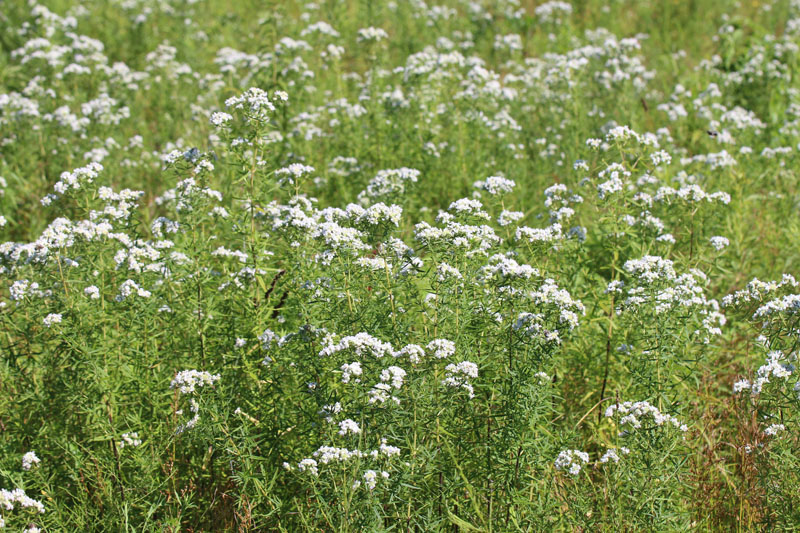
[2,0,800,531]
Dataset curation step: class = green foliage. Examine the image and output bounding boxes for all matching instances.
[2,0,800,531]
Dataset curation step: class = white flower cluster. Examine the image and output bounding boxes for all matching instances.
[606,126,659,146]
[497,210,524,227]
[10,280,37,301]
[0,488,45,526]
[511,278,585,344]
[320,332,395,359]
[479,253,538,283]
[21,451,40,471]
[529,279,586,329]
[275,163,315,186]
[115,279,151,302]
[436,262,463,282]
[619,255,725,340]
[599,447,630,464]
[209,111,232,127]
[369,366,406,405]
[473,176,516,195]
[709,236,729,251]
[118,432,142,449]
[340,361,363,384]
[653,184,731,205]
[170,370,221,394]
[357,27,389,43]
[52,162,103,195]
[494,33,522,52]
[732,350,794,396]
[605,401,688,433]
[84,285,100,299]
[394,343,425,364]
[441,361,478,398]
[597,162,630,199]
[446,198,491,220]
[416,217,501,256]
[515,223,563,244]
[535,1,573,24]
[752,294,800,321]
[554,449,589,476]
[357,469,390,490]
[764,423,786,437]
[338,419,361,436]
[544,183,582,224]
[683,150,737,169]
[426,339,455,359]
[358,168,420,202]
[290,438,401,492]
[326,202,404,228]
[722,274,798,307]
[42,313,62,327]
[311,222,370,254]
[224,87,286,122]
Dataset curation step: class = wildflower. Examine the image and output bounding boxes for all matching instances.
[224,88,278,122]
[378,439,401,458]
[498,210,523,226]
[606,280,625,294]
[436,263,463,282]
[474,176,516,195]
[480,253,538,282]
[535,1,573,24]
[394,344,425,363]
[494,34,522,52]
[650,150,672,166]
[340,361,363,384]
[442,361,478,398]
[43,313,62,327]
[118,432,142,449]
[297,458,318,476]
[21,451,40,471]
[10,280,32,301]
[426,339,455,359]
[709,236,729,250]
[52,162,103,195]
[605,401,687,433]
[732,379,751,393]
[380,366,406,389]
[338,419,361,436]
[447,198,491,219]
[276,164,315,186]
[84,285,100,299]
[363,469,378,489]
[209,111,232,127]
[600,447,631,464]
[0,487,45,516]
[170,370,221,394]
[321,333,395,359]
[359,168,420,201]
[764,424,785,437]
[515,223,563,243]
[555,449,589,475]
[573,159,589,171]
[357,27,389,43]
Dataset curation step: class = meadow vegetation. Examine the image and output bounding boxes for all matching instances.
[2,0,800,530]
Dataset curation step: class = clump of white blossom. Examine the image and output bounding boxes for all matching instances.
[555,449,589,475]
